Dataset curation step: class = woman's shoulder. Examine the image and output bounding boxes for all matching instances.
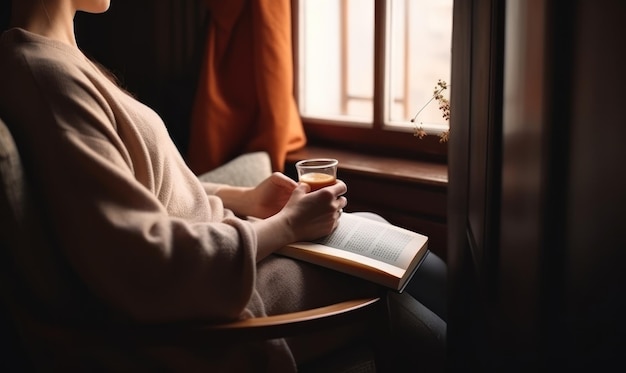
[0,28,113,107]
[0,28,91,86]
[0,29,117,138]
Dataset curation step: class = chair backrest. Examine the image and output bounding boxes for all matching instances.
[0,117,28,242]
[0,116,46,281]
[0,116,35,372]
[0,114,26,294]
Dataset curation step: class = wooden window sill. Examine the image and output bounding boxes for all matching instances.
[285,146,448,188]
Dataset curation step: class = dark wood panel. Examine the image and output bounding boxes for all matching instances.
[447,0,503,370]
[339,172,447,221]
[450,0,626,371]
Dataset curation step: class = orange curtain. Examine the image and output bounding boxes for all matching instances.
[186,0,306,174]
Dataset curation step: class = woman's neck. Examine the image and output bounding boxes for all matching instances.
[10,0,77,46]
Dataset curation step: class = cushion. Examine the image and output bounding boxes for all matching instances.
[197,151,272,187]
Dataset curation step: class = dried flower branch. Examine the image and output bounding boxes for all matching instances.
[410,79,450,143]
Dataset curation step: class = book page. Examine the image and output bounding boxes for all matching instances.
[310,213,424,270]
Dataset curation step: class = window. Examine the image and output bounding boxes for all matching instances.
[294,0,453,159]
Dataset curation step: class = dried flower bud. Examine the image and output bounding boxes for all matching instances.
[414,127,427,139]
[439,130,449,143]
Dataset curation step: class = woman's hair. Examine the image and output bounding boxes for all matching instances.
[0,0,11,33]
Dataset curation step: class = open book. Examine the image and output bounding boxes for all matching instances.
[276,212,429,292]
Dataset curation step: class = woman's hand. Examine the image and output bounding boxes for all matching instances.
[214,172,297,218]
[279,180,347,242]
[252,180,347,261]
[246,172,299,218]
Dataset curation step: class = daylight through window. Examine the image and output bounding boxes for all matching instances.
[298,0,453,135]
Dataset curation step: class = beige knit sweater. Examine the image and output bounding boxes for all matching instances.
[0,28,375,372]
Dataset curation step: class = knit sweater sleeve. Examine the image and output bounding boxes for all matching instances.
[0,30,260,323]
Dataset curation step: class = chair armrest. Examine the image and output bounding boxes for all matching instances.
[133,297,383,345]
[206,297,381,336]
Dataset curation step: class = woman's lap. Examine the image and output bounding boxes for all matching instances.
[257,212,447,321]
[256,212,447,369]
[256,255,446,370]
[256,255,380,315]
[403,251,447,321]
[351,212,447,321]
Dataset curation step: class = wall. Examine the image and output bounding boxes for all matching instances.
[75,0,207,154]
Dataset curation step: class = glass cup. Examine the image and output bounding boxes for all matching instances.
[295,158,338,191]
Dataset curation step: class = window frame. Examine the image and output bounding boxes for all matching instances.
[291,0,450,163]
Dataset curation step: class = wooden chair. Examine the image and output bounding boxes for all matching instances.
[0,116,389,372]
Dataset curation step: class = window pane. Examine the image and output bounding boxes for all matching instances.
[298,0,374,123]
[387,0,453,132]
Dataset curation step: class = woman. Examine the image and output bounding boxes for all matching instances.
[0,0,446,371]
